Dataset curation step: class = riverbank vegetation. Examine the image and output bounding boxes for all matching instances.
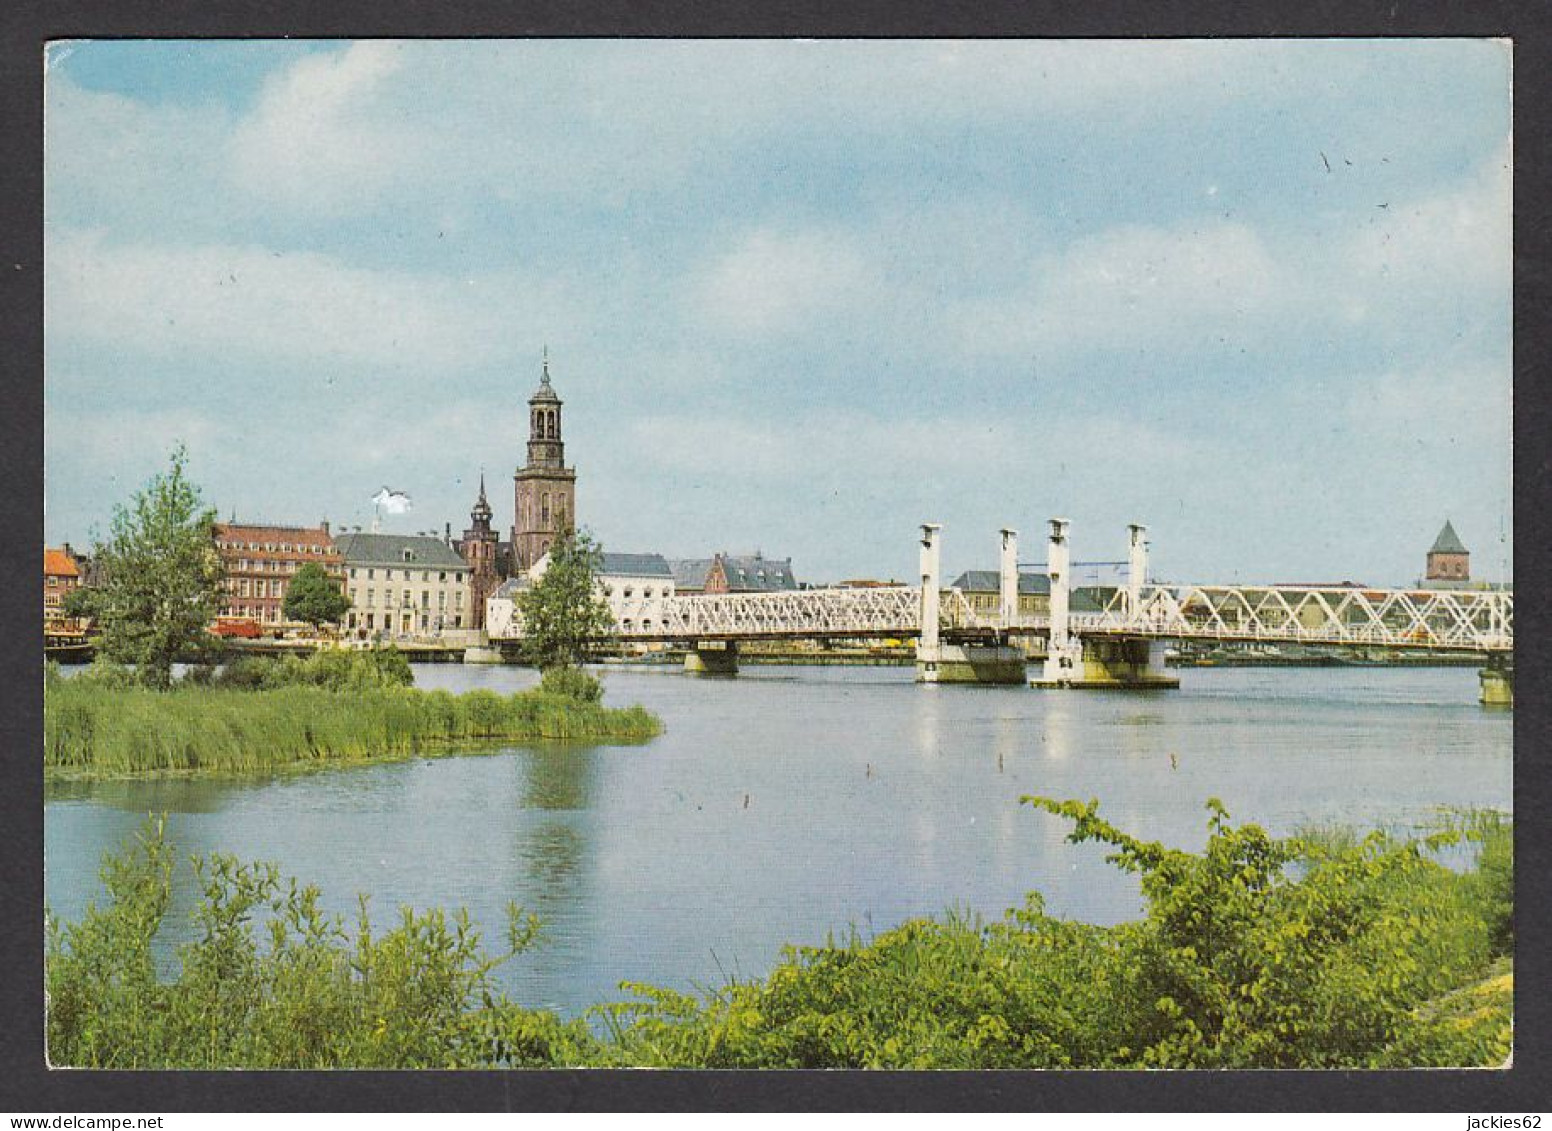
[45,798,1511,1069]
[44,650,659,779]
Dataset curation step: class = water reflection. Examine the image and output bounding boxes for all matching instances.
[45,663,1510,1017]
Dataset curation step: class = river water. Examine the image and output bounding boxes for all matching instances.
[44,663,1511,1017]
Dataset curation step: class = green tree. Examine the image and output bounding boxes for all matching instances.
[283,561,351,630]
[514,530,614,670]
[87,446,225,689]
[61,585,97,621]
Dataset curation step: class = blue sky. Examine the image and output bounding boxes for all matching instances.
[44,39,1512,586]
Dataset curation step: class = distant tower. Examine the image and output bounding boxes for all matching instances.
[460,473,500,629]
[512,349,577,574]
[1426,520,1470,584]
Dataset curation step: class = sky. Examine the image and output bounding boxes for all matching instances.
[43,39,1513,587]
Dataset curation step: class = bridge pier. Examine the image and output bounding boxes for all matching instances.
[1032,636,1179,690]
[921,642,1027,684]
[1031,519,1178,690]
[1479,652,1513,707]
[685,640,739,676]
[913,523,1026,684]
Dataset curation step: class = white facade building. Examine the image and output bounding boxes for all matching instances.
[336,531,472,638]
[484,551,675,641]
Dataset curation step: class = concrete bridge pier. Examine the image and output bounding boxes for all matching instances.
[915,523,1026,684]
[1479,652,1513,707]
[685,640,739,676]
[1032,519,1178,690]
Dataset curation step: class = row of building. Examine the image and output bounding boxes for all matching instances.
[42,352,1491,640]
[44,359,809,642]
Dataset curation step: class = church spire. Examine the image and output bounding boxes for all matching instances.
[471,470,493,524]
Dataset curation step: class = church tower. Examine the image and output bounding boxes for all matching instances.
[512,349,577,574]
[1425,519,1470,586]
[459,473,500,629]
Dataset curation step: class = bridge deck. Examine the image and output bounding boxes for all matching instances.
[490,583,1511,655]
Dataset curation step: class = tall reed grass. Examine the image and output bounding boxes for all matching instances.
[45,679,661,777]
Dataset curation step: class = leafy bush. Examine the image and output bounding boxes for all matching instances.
[203,647,414,693]
[47,819,556,1069]
[46,800,1512,1069]
[539,666,603,703]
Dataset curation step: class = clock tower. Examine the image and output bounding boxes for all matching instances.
[512,350,577,574]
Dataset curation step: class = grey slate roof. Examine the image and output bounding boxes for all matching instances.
[1430,520,1468,555]
[722,554,797,592]
[598,552,673,579]
[949,570,1103,611]
[667,554,799,592]
[491,577,530,599]
[950,570,1053,595]
[335,532,469,571]
[669,558,716,589]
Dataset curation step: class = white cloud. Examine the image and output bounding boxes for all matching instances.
[226,41,419,213]
[689,228,882,338]
[954,221,1280,358]
[45,228,570,373]
[1344,141,1511,294]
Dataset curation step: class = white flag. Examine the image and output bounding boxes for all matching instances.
[371,487,413,515]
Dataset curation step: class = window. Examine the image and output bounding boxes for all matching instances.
[366,589,374,607]
[455,591,463,608]
[402,550,413,563]
[422,571,430,583]
[623,586,633,598]
[402,589,411,607]
[350,568,358,579]
[439,571,447,582]
[421,590,430,608]
[438,591,446,610]
[368,568,375,580]
[643,587,653,599]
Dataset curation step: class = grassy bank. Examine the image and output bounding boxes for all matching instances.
[45,798,1511,1069]
[44,653,661,779]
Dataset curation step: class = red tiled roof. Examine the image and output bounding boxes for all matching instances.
[44,548,80,578]
[214,522,334,545]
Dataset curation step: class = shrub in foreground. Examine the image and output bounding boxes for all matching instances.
[46,801,1511,1069]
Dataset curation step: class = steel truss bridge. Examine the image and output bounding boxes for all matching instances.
[492,521,1512,657]
[605,582,1511,654]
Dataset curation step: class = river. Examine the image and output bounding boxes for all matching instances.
[44,663,1511,1017]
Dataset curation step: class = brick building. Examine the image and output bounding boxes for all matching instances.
[455,474,502,630]
[212,522,345,627]
[44,545,84,625]
[511,351,576,575]
[1424,520,1470,587]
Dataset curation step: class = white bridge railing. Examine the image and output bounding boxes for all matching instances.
[597,582,1511,653]
[489,522,1511,656]
[1081,584,1513,653]
[641,586,936,640]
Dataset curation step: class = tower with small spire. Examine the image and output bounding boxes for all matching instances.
[459,473,501,629]
[512,348,577,574]
[1425,520,1470,587]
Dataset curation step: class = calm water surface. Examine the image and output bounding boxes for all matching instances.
[45,663,1511,1016]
